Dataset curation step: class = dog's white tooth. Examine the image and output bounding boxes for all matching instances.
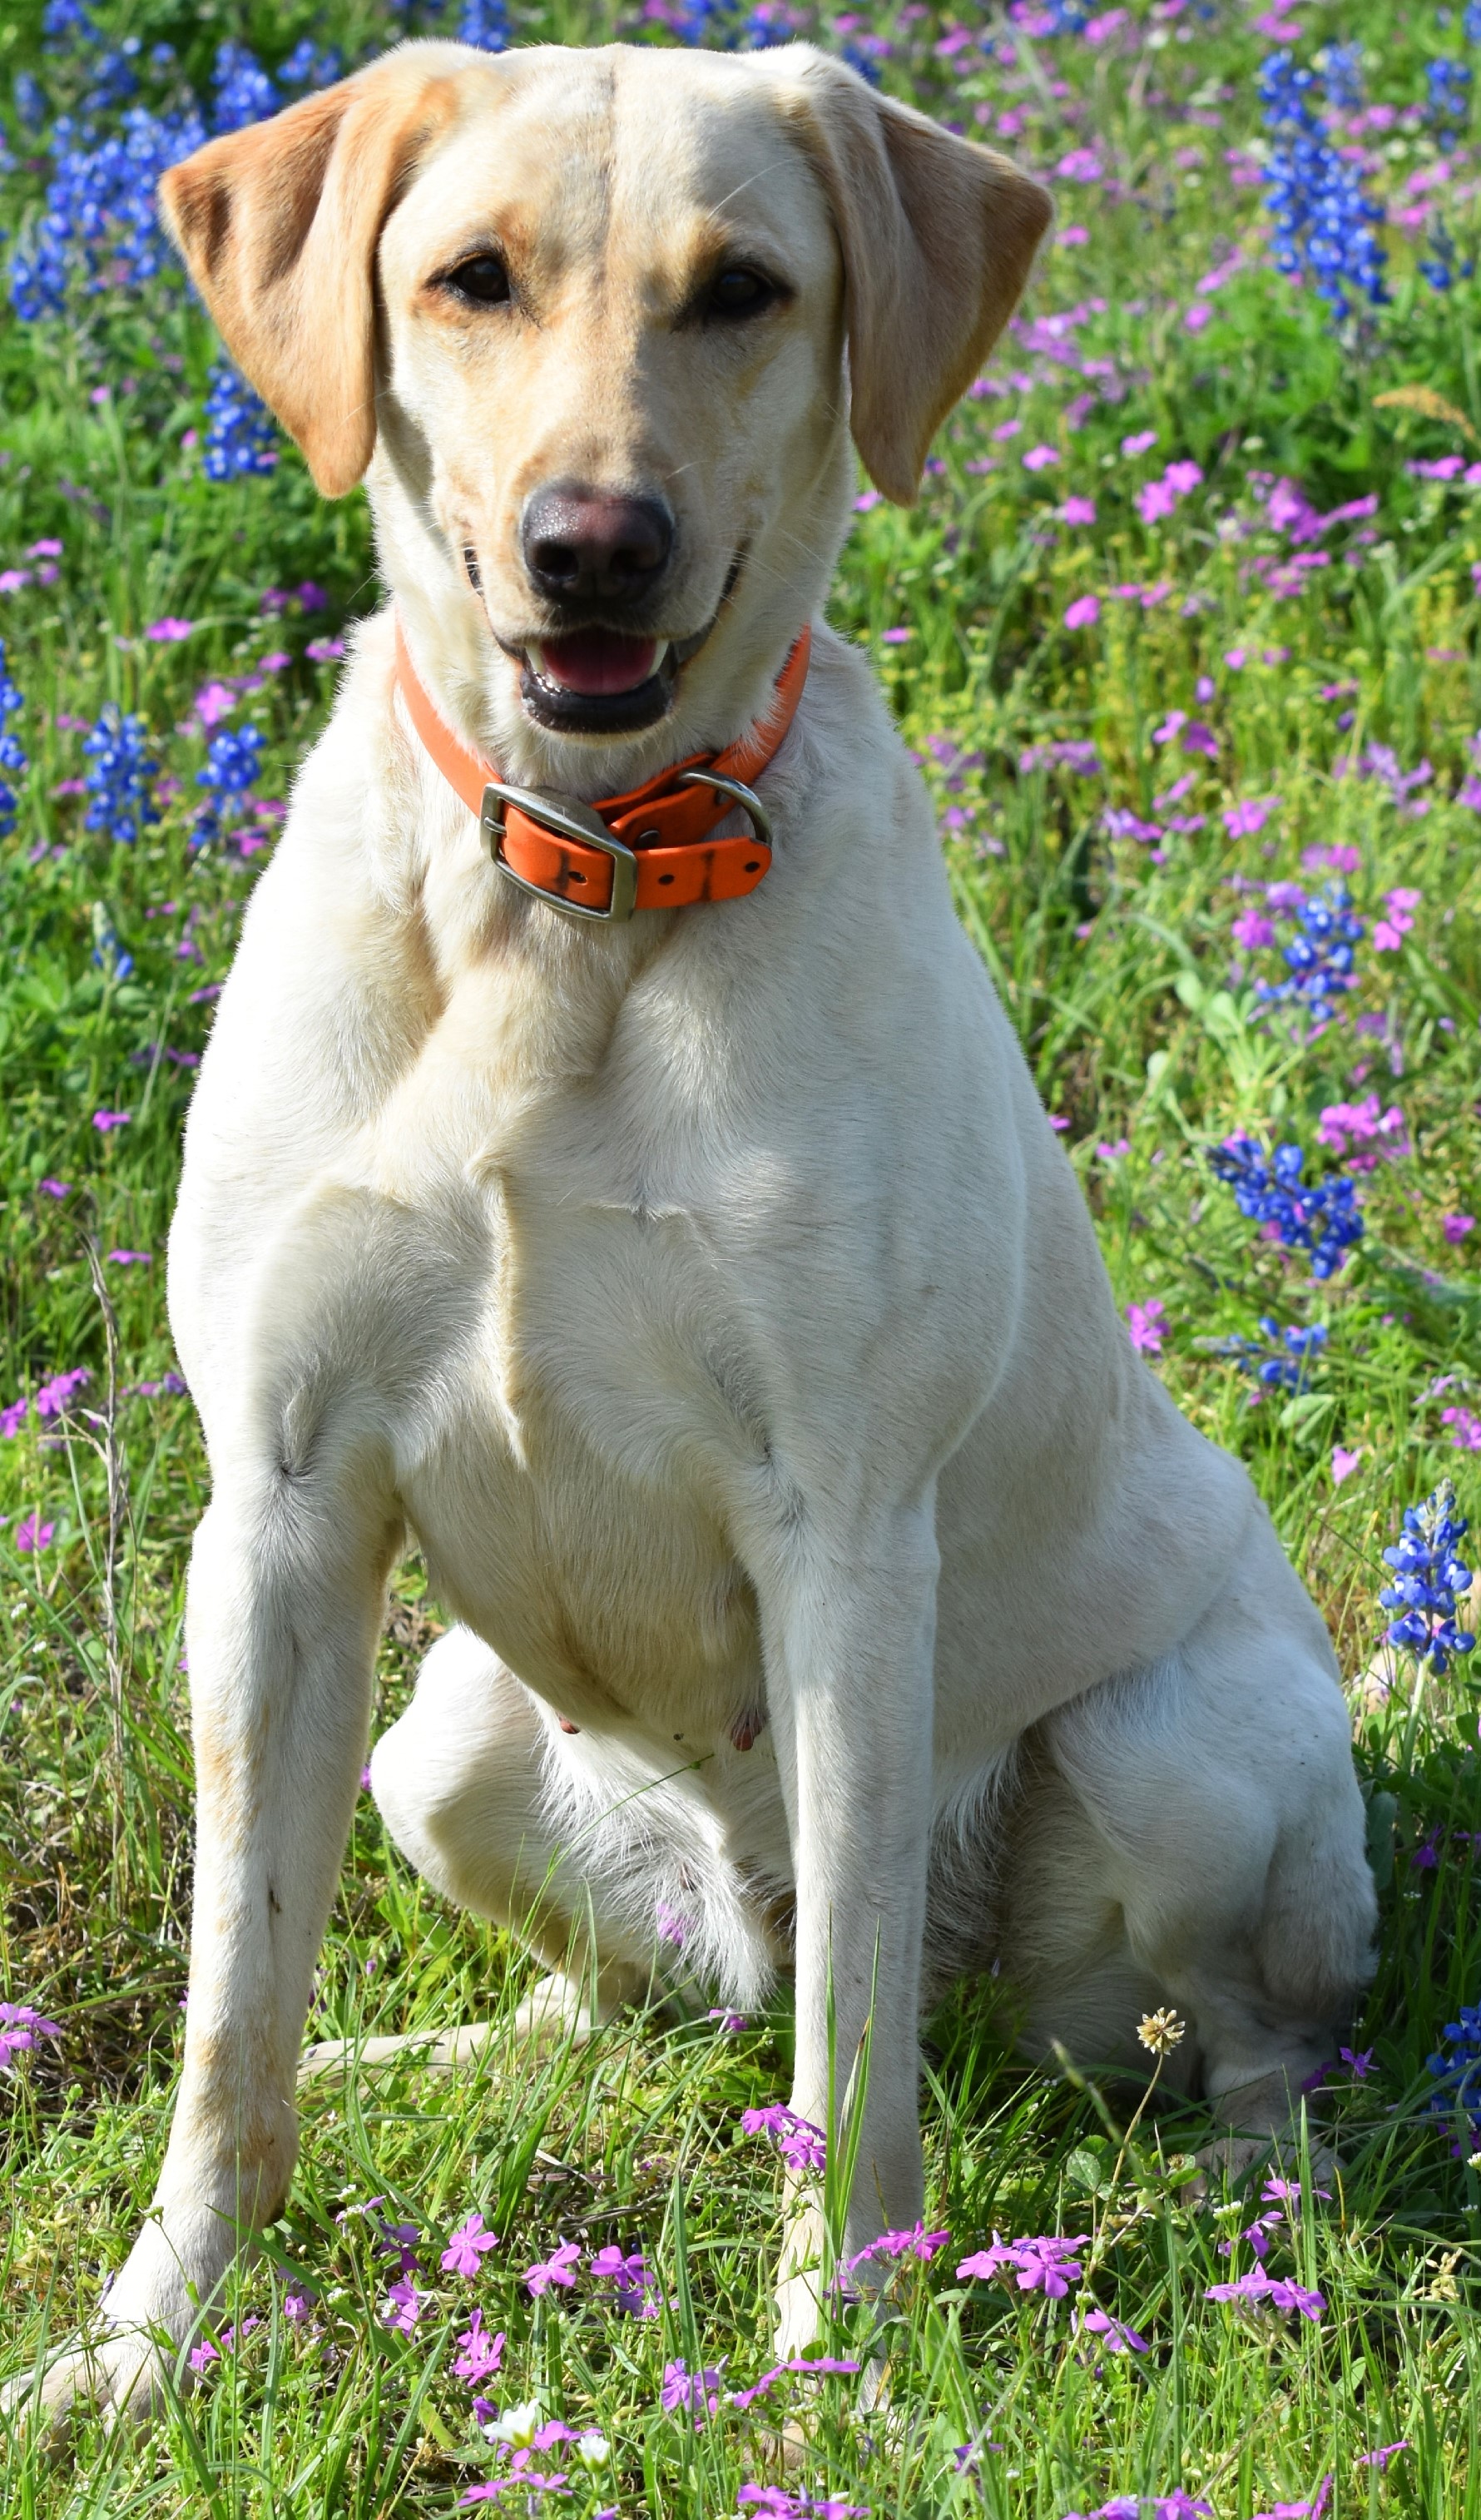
[651,641,670,672]
[526,643,547,682]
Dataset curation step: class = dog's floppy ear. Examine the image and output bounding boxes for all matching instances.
[158,49,465,498]
[780,50,1051,506]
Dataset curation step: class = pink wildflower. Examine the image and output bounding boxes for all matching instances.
[1442,1214,1475,1243]
[1127,1300,1166,1355]
[453,2308,507,2384]
[523,2240,581,2297]
[1331,1447,1363,1486]
[1062,494,1097,526]
[1078,2304,1149,2352]
[729,2354,859,2409]
[1232,910,1275,951]
[16,1515,55,1554]
[1063,594,1100,630]
[379,2274,426,2334]
[1121,430,1158,458]
[1023,444,1059,471]
[1222,797,1273,837]
[0,2002,62,2070]
[92,1109,131,1132]
[661,2357,726,2422]
[741,2103,827,2174]
[845,2222,949,2269]
[145,618,193,642]
[442,2211,501,2278]
[589,2244,660,2316]
[958,2233,1087,2295]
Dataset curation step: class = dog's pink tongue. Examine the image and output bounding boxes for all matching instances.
[535,629,660,697]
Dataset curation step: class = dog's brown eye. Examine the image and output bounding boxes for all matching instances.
[447,254,511,306]
[707,265,775,319]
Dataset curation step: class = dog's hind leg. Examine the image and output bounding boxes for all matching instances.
[352,1626,664,2056]
[1002,1506,1375,2151]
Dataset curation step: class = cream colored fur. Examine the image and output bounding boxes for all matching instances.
[12,39,1374,2423]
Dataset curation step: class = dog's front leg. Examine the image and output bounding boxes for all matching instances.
[759,1507,938,2355]
[29,1461,400,2423]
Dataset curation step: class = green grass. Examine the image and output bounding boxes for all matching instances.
[2,0,1481,2511]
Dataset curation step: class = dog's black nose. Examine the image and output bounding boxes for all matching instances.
[521,485,673,607]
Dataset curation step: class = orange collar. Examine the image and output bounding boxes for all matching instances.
[394,618,810,923]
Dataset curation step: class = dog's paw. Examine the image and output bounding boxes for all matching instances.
[1,2326,173,2436]
[298,2023,497,2082]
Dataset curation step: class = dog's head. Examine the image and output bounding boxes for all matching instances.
[161,42,1048,786]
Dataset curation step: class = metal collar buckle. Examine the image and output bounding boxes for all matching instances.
[482,769,775,925]
[481,780,639,923]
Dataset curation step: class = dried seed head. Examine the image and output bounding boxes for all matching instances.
[1137,2007,1187,2057]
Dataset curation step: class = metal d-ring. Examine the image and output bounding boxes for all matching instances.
[676,768,774,855]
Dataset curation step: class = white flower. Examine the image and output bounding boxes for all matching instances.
[577,2430,611,2468]
[483,2397,543,2449]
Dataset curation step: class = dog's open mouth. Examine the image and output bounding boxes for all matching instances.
[510,553,745,737]
[521,628,676,734]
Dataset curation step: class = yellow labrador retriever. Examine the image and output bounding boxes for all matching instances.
[24,37,1374,2418]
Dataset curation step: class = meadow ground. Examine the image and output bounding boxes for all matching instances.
[2,1,1481,2513]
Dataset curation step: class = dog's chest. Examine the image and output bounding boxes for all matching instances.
[389,1077,773,1749]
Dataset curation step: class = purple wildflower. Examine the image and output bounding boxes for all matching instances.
[1356,2443,1409,2471]
[740,2104,827,2175]
[588,2244,659,2317]
[1078,2304,1150,2352]
[379,2274,427,2334]
[957,2234,1087,2296]
[1127,1300,1166,1355]
[1223,796,1275,837]
[34,1368,91,1418]
[729,2354,859,2409]
[1205,2265,1325,2320]
[661,2356,726,2422]
[523,2240,581,2298]
[453,2309,507,2385]
[0,2003,61,2070]
[737,2493,869,2519]
[845,2222,950,2269]
[442,2211,501,2278]
[373,2220,421,2274]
